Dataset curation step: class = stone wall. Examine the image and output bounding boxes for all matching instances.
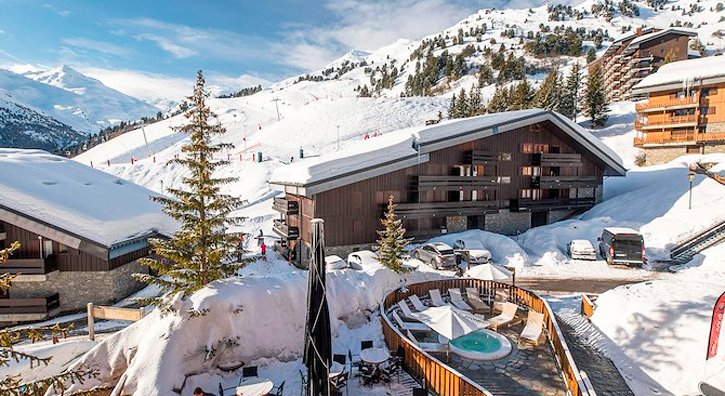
[445,216,467,233]
[484,210,531,236]
[644,143,725,165]
[706,122,725,133]
[547,210,574,224]
[9,260,148,313]
[704,143,725,154]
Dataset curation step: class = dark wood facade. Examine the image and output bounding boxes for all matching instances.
[274,118,616,264]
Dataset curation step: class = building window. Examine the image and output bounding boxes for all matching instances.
[499,152,512,161]
[521,166,541,176]
[701,107,716,115]
[522,143,534,153]
[534,144,548,153]
[498,176,511,184]
[520,189,542,200]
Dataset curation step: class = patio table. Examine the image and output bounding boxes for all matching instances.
[235,378,274,396]
[360,347,390,365]
[329,361,344,378]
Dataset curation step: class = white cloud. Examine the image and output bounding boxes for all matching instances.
[61,37,131,57]
[134,33,197,58]
[43,4,71,17]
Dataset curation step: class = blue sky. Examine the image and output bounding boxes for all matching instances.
[0,0,492,99]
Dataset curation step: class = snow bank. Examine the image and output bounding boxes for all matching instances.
[592,243,725,395]
[427,229,529,269]
[0,148,177,245]
[65,258,444,395]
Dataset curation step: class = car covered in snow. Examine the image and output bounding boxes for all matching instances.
[346,250,378,270]
[324,255,348,270]
[567,239,597,260]
[453,239,492,265]
[413,242,457,269]
[598,227,646,266]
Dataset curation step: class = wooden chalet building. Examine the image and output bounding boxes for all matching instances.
[589,27,697,102]
[269,109,625,266]
[0,149,175,323]
[632,55,725,164]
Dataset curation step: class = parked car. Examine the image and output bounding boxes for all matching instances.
[598,228,646,266]
[413,242,457,269]
[325,255,348,270]
[346,250,378,270]
[453,239,492,265]
[567,239,597,260]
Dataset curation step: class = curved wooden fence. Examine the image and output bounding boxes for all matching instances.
[381,278,587,396]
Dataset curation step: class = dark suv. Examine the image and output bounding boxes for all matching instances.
[413,242,457,269]
[598,227,646,266]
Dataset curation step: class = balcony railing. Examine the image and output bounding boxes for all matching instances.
[532,175,598,189]
[635,115,698,130]
[273,219,299,240]
[416,175,498,191]
[635,97,698,112]
[0,293,60,319]
[0,255,58,275]
[394,200,501,219]
[634,132,725,147]
[510,197,596,212]
[272,197,299,215]
[465,151,502,165]
[532,153,582,167]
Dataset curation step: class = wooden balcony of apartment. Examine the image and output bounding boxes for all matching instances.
[464,150,502,165]
[635,97,699,113]
[634,131,725,147]
[273,219,299,240]
[0,254,59,275]
[531,175,598,189]
[0,293,60,322]
[510,197,596,212]
[272,197,299,215]
[634,114,698,131]
[532,153,582,167]
[416,175,498,191]
[394,200,501,219]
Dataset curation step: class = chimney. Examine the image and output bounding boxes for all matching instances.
[635,27,643,36]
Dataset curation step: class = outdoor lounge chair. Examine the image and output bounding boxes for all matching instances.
[448,289,473,311]
[392,311,430,332]
[408,294,428,311]
[484,302,520,331]
[397,300,419,321]
[406,330,449,354]
[519,310,545,347]
[428,289,446,307]
[465,287,490,313]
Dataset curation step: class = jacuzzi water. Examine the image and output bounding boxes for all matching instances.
[446,329,513,360]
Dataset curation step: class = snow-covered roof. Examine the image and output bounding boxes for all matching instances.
[604,227,641,235]
[634,55,725,91]
[629,27,696,47]
[0,149,177,250]
[270,109,625,196]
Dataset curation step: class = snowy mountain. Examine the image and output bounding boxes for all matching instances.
[0,91,84,150]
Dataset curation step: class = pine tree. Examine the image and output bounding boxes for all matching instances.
[468,85,482,116]
[455,88,469,117]
[534,69,561,111]
[510,80,536,110]
[584,65,609,128]
[560,64,581,120]
[448,93,458,118]
[586,48,597,64]
[135,71,248,309]
[376,195,412,273]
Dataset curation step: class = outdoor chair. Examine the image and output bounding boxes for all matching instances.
[448,289,474,311]
[331,371,349,396]
[428,289,446,307]
[242,365,258,379]
[408,295,427,311]
[271,381,285,396]
[413,388,428,396]
[484,302,520,331]
[465,287,490,314]
[406,330,448,355]
[392,311,430,332]
[333,354,347,365]
[360,340,374,350]
[519,310,545,347]
[396,300,419,320]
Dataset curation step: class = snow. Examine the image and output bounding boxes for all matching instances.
[635,55,725,89]
[0,148,176,246]
[628,27,696,46]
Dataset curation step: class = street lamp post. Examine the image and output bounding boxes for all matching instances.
[688,172,695,210]
[336,125,340,150]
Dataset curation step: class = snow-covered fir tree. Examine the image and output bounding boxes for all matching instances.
[584,65,609,128]
[534,69,562,111]
[375,195,412,273]
[559,63,581,120]
[135,70,249,309]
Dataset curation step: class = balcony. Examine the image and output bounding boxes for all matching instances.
[0,293,60,322]
[635,115,698,131]
[635,97,698,113]
[510,198,596,212]
[634,132,725,147]
[532,175,597,189]
[416,175,498,191]
[532,153,582,167]
[0,255,58,275]
[394,200,501,219]
[464,151,502,165]
[273,219,299,240]
[272,197,299,215]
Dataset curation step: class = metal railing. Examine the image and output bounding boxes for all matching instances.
[634,132,725,146]
[0,293,60,315]
[635,97,698,112]
[0,254,58,274]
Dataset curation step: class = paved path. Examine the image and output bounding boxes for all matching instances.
[515,276,657,294]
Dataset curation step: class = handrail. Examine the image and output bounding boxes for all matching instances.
[581,294,596,318]
[381,279,588,396]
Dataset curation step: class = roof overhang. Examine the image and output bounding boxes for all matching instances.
[633,76,725,95]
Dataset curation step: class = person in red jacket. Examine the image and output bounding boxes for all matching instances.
[261,241,267,258]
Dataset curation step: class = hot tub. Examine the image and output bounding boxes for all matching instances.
[442,329,512,360]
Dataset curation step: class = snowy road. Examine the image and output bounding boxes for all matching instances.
[516,275,659,294]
